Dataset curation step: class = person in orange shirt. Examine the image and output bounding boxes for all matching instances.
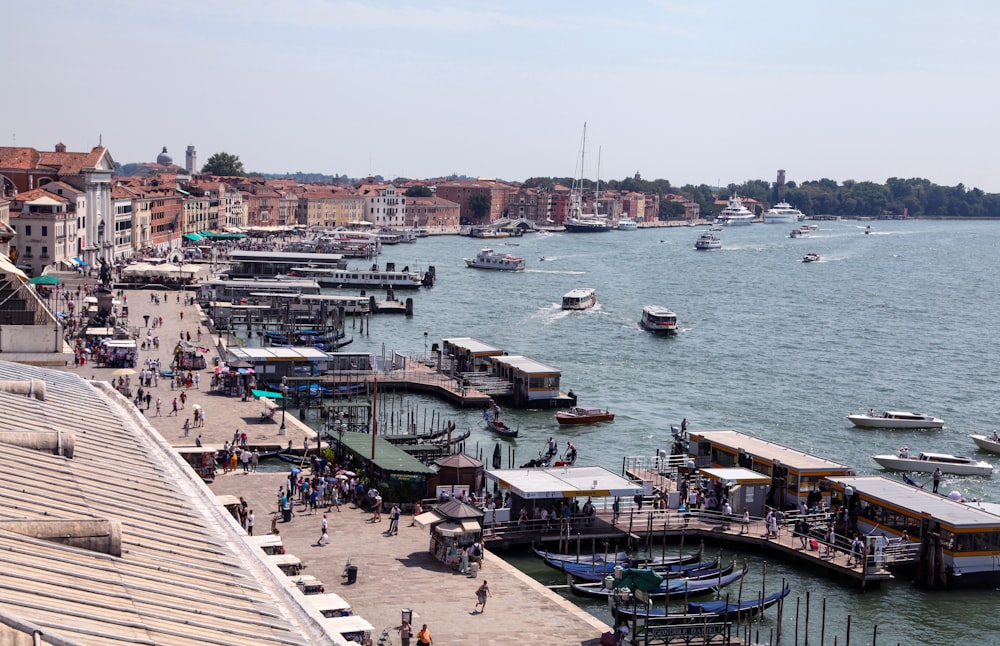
[416,624,432,646]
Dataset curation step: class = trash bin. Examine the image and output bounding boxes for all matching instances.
[282,507,292,523]
[469,562,480,578]
[345,565,358,585]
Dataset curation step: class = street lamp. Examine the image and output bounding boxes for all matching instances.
[280,379,288,435]
[423,331,428,354]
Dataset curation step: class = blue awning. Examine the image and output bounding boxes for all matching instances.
[183,233,204,242]
[72,257,88,267]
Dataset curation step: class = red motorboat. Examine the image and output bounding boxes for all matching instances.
[555,406,614,425]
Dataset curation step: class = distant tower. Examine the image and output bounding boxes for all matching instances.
[776,169,786,186]
[186,145,197,174]
[156,146,173,166]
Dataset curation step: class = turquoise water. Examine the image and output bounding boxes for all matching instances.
[320,221,1000,645]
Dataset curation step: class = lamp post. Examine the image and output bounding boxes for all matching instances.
[280,380,288,435]
[423,331,428,355]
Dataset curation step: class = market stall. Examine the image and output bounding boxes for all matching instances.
[414,499,484,567]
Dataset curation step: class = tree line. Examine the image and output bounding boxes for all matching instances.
[525,175,1000,219]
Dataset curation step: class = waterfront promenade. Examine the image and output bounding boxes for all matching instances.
[61,280,611,645]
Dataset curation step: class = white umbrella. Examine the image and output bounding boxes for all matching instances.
[192,403,202,410]
[111,368,136,377]
[335,474,349,480]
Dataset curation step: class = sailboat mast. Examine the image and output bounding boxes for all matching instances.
[596,145,601,216]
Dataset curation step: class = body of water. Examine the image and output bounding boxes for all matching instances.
[313,220,1000,645]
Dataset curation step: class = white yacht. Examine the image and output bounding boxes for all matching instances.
[562,288,597,310]
[464,248,525,271]
[715,196,755,226]
[763,202,804,224]
[640,305,678,333]
[616,218,638,231]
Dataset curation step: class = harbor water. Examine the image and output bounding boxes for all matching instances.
[317,220,1000,645]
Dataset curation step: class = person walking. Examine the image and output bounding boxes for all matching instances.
[387,504,401,535]
[155,397,162,416]
[932,467,942,493]
[398,618,412,646]
[416,623,432,646]
[247,510,255,536]
[169,397,178,416]
[317,514,329,546]
[474,580,492,613]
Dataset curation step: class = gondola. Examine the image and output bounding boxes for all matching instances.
[549,557,722,583]
[534,546,702,569]
[485,418,518,438]
[611,583,791,622]
[685,584,791,618]
[567,563,743,600]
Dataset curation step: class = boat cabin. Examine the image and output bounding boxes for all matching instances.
[562,288,597,310]
[489,354,569,408]
[226,346,332,381]
[824,475,1000,587]
[225,250,347,279]
[688,430,855,510]
[441,337,505,374]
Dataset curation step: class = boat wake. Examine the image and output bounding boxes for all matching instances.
[526,269,587,275]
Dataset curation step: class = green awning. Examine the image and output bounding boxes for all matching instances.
[252,389,284,400]
[184,233,204,241]
[29,275,60,285]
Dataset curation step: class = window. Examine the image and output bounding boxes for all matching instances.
[41,225,48,236]
[41,246,48,257]
[25,225,31,236]
[24,246,32,257]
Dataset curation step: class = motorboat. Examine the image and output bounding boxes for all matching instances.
[640,305,678,333]
[802,253,820,263]
[873,450,993,476]
[714,196,755,226]
[694,232,722,251]
[789,227,811,238]
[561,288,597,310]
[464,248,526,271]
[616,218,638,231]
[970,433,1000,455]
[763,202,804,223]
[847,410,945,429]
[555,406,614,425]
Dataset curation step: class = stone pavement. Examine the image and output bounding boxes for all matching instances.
[61,282,610,644]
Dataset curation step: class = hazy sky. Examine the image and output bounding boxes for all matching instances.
[6,1,999,191]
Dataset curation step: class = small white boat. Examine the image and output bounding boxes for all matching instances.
[789,227,811,238]
[640,305,678,333]
[847,410,945,429]
[873,450,993,476]
[694,232,722,251]
[616,218,638,231]
[970,433,1000,455]
[802,253,820,263]
[562,288,597,310]
[464,248,525,271]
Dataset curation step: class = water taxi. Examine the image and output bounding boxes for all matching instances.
[555,406,614,425]
[561,288,597,310]
[847,410,945,429]
[616,217,638,231]
[802,253,821,263]
[789,227,811,238]
[970,433,1000,455]
[872,450,992,476]
[640,305,678,333]
[464,248,526,271]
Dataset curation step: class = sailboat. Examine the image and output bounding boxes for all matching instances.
[564,123,612,233]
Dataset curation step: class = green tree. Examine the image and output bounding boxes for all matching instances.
[405,185,432,198]
[201,152,245,176]
[468,193,492,222]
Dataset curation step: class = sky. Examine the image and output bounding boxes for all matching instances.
[6,1,1000,191]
